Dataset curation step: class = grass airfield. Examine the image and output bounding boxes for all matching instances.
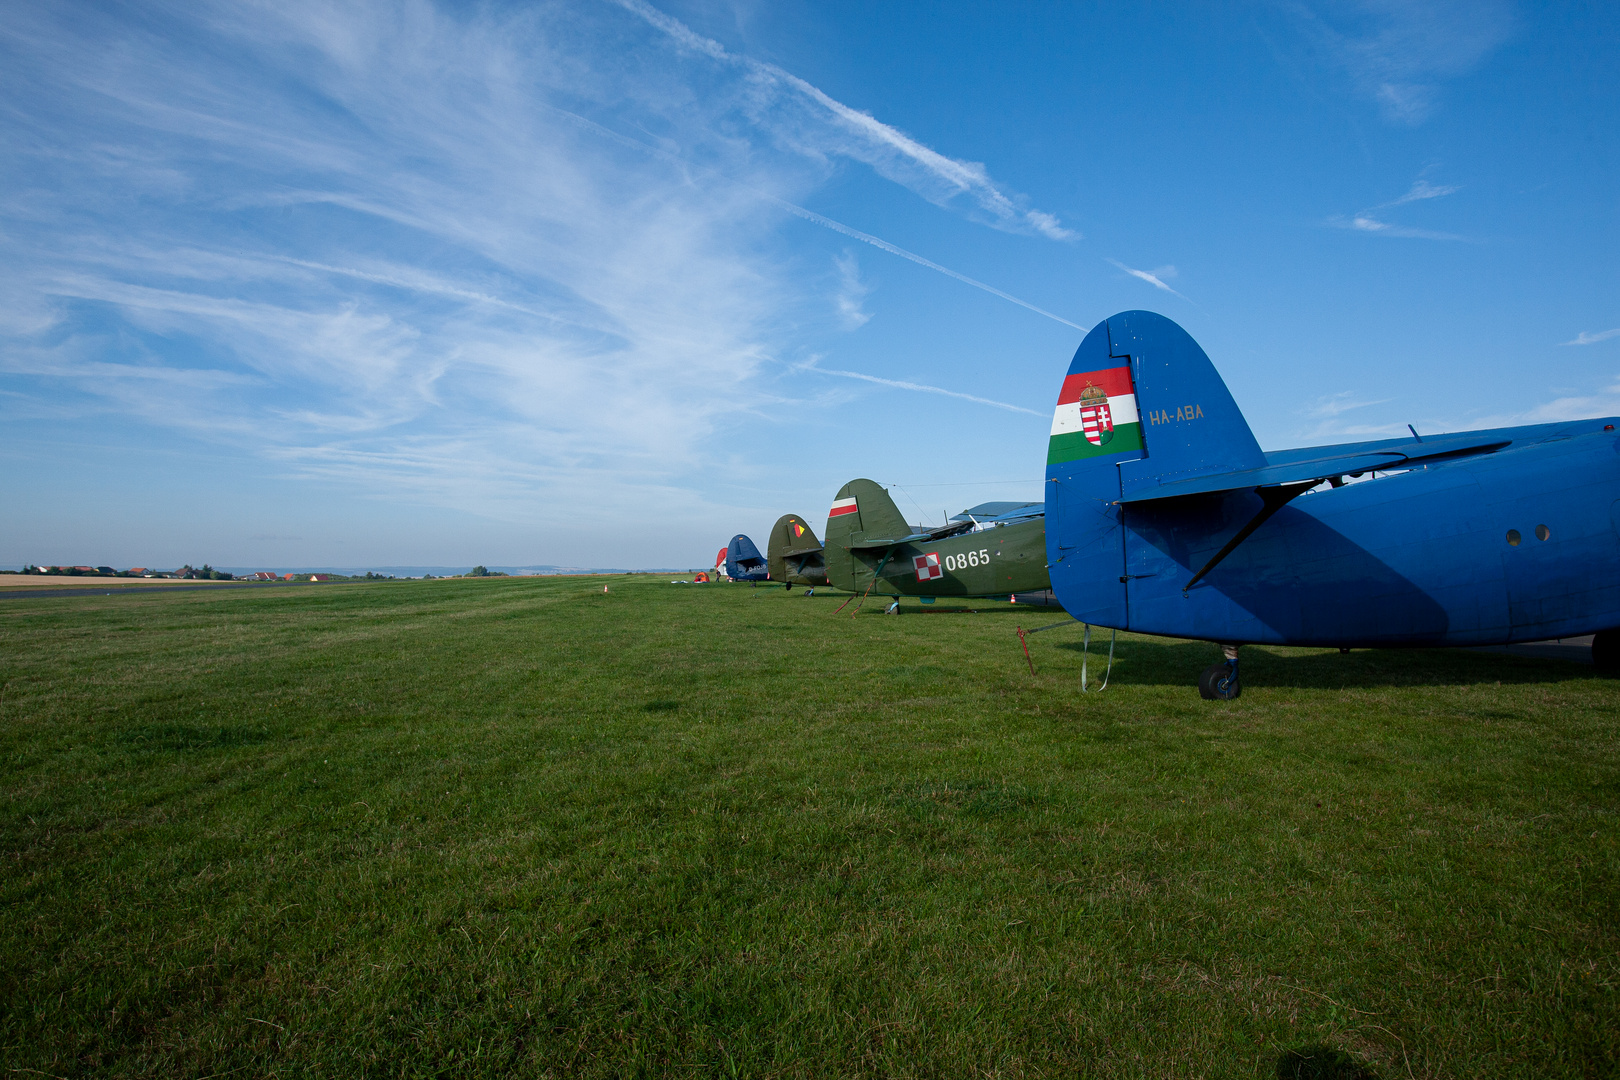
[1,575,1616,1078]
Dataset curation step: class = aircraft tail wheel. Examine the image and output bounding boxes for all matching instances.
[1594,629,1620,673]
[1198,661,1241,700]
[885,600,901,615]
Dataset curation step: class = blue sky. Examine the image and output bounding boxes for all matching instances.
[2,1,1616,570]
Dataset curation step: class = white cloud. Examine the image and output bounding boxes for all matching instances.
[1289,0,1513,125]
[612,0,1076,240]
[1327,214,1462,240]
[1305,420,1416,441]
[1303,391,1392,419]
[1327,173,1465,240]
[1106,259,1190,302]
[1563,328,1620,346]
[1300,378,1620,443]
[1463,376,1620,429]
[832,251,872,330]
[0,2,931,530]
[0,0,1086,543]
[1388,178,1461,206]
[780,201,1083,328]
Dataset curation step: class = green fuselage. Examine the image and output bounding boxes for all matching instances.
[826,518,1050,598]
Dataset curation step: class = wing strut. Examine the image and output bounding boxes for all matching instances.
[1181,482,1316,594]
[850,547,896,617]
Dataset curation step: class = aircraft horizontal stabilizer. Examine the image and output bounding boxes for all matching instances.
[949,501,1045,525]
[845,522,977,550]
[1116,433,1511,504]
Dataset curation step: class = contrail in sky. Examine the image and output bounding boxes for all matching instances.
[773,200,1086,330]
[804,362,1043,416]
[614,0,1075,241]
[541,101,1087,331]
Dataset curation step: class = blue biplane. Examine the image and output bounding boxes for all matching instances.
[1044,311,1620,697]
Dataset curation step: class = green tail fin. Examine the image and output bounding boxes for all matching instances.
[825,479,908,543]
[824,479,909,591]
[768,514,827,585]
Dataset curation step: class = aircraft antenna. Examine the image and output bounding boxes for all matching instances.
[1408,424,1423,442]
[890,483,931,529]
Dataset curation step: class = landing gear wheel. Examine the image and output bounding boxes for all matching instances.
[1594,629,1620,673]
[885,600,901,615]
[1198,662,1241,700]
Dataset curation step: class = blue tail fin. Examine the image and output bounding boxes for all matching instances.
[726,534,768,580]
[1105,311,1263,494]
[1044,311,1262,625]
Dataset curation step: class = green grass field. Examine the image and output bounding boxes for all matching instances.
[2,576,1616,1078]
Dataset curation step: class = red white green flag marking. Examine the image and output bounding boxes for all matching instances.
[1047,365,1145,465]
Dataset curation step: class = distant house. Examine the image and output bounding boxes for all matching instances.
[308,574,332,582]
[73,566,94,573]
[252,571,278,581]
[283,573,295,581]
[128,567,147,575]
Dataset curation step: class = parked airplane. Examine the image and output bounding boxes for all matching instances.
[824,480,1049,607]
[1044,310,1620,697]
[767,514,828,589]
[724,534,770,582]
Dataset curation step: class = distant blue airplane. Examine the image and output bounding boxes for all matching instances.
[725,534,770,582]
[1044,310,1620,698]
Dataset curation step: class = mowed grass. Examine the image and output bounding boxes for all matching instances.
[1,577,1616,1079]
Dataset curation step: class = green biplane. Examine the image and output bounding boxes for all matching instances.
[823,479,1050,608]
[766,513,828,589]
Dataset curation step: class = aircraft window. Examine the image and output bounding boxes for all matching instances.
[1506,529,1521,547]
[1536,524,1551,541]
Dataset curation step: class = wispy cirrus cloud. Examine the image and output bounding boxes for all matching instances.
[1328,174,1465,240]
[1293,389,1408,442]
[1304,390,1392,419]
[0,0,1074,541]
[1106,259,1190,302]
[1286,0,1513,125]
[1462,375,1620,429]
[1563,328,1620,346]
[779,201,1084,328]
[832,252,872,330]
[614,0,1076,241]
[1386,178,1461,206]
[1301,375,1620,442]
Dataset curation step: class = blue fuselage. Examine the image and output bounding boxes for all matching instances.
[1048,420,1620,647]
